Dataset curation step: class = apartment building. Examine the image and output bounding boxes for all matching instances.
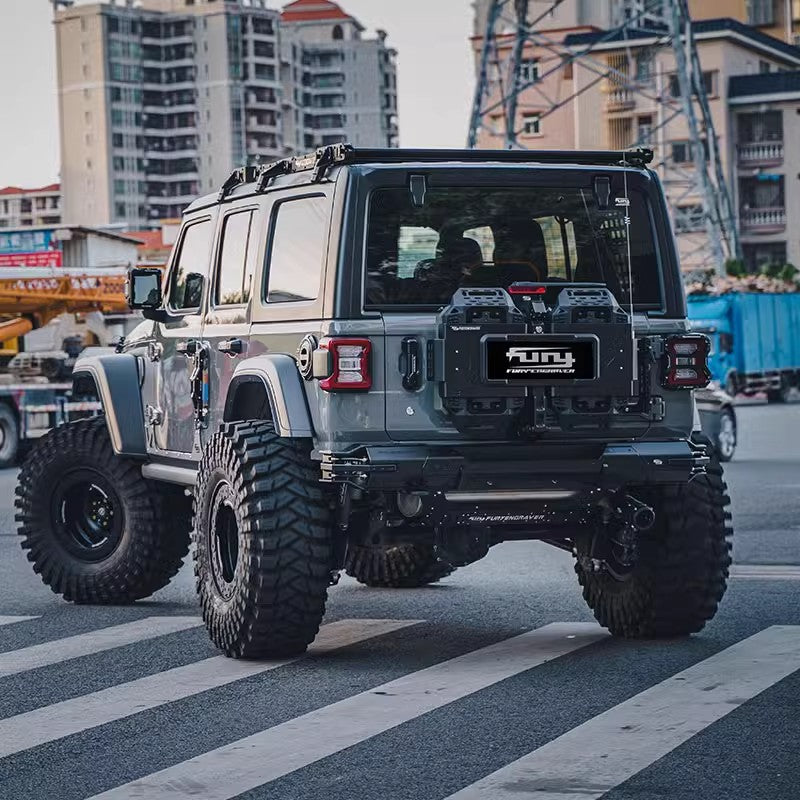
[729,70,800,269]
[281,1,399,152]
[54,0,398,229]
[0,185,62,229]
[472,8,800,270]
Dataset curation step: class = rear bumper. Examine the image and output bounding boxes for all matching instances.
[319,439,709,492]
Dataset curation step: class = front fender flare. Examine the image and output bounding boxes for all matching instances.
[72,353,147,457]
[226,354,314,438]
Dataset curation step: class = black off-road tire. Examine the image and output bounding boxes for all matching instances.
[15,417,191,603]
[193,421,333,659]
[576,451,732,638]
[345,541,454,588]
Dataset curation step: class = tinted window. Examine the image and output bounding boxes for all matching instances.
[265,196,328,303]
[365,186,662,310]
[216,211,257,306]
[169,219,213,311]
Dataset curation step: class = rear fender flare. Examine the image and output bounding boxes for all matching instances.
[72,353,147,457]
[224,354,314,438]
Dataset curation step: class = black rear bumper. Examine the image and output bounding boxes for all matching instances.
[319,439,709,492]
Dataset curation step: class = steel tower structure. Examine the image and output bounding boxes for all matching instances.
[468,0,742,273]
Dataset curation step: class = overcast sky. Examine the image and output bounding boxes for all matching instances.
[0,0,475,188]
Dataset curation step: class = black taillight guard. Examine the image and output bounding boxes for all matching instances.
[661,334,711,389]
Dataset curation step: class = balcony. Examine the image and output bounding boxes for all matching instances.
[737,141,784,168]
[605,87,636,112]
[740,207,787,234]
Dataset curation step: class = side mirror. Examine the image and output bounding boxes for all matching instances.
[127,268,163,310]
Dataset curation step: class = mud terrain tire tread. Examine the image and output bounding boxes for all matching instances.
[15,416,190,603]
[193,421,333,658]
[344,542,454,588]
[576,450,732,638]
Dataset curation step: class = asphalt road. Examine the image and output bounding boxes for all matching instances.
[0,402,799,800]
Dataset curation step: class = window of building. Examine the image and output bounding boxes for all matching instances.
[635,51,653,83]
[738,110,783,142]
[669,70,717,98]
[637,115,653,145]
[522,112,541,135]
[332,24,344,40]
[748,0,776,25]
[673,203,705,232]
[759,59,772,74]
[169,220,214,311]
[265,196,329,303]
[520,59,539,84]
[215,211,257,306]
[743,242,787,272]
[739,175,785,209]
[671,139,708,164]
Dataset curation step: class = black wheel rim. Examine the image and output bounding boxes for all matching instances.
[208,481,240,600]
[50,468,124,562]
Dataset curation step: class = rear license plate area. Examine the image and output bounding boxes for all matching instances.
[483,335,598,384]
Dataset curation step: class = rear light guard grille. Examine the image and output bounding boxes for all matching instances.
[318,337,372,391]
[662,334,710,389]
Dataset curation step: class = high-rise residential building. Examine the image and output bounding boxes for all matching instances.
[281,1,399,153]
[0,185,62,228]
[53,0,398,229]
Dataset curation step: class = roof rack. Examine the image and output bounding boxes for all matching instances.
[217,144,655,198]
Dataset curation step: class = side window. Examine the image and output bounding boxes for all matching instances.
[533,216,578,280]
[397,226,438,278]
[265,195,329,303]
[168,219,213,311]
[215,210,255,306]
[463,226,494,262]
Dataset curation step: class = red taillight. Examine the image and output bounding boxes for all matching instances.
[662,334,711,389]
[318,337,372,391]
[508,283,547,295]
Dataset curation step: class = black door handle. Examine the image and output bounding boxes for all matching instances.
[176,339,199,357]
[399,337,422,391]
[218,338,244,355]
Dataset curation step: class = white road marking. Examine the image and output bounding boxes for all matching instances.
[446,625,800,799]
[0,618,418,759]
[87,622,607,800]
[731,564,800,580]
[0,615,38,627]
[0,617,200,678]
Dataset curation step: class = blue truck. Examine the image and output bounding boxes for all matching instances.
[687,292,800,402]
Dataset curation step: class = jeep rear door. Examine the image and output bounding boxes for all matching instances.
[202,201,261,437]
[359,168,677,443]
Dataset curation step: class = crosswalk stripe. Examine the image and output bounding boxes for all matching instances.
[87,622,606,800]
[0,616,200,679]
[731,564,800,580]
[445,625,800,799]
[0,616,39,627]
[0,618,418,759]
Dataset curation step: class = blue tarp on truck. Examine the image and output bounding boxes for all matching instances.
[687,293,800,400]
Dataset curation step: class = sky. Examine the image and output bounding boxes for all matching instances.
[0,0,476,188]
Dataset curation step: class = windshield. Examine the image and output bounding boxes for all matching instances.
[365,185,663,310]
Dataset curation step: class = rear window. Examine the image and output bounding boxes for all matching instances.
[365,186,663,310]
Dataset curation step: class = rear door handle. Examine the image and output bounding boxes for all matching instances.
[399,337,422,391]
[218,338,244,356]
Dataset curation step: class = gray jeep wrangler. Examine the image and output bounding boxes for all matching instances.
[16,145,733,658]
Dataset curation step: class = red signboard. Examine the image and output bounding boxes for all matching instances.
[0,251,63,268]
